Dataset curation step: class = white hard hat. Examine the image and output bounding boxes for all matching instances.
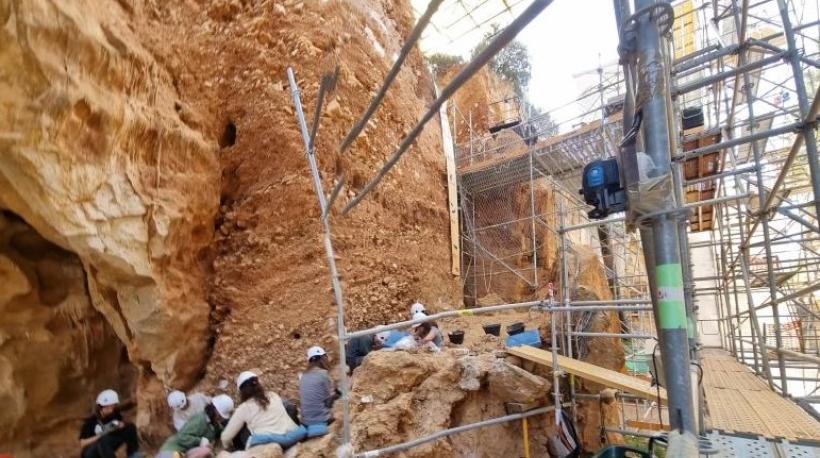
[236,371,258,389]
[96,389,120,407]
[167,390,186,410]
[307,346,326,361]
[410,302,426,315]
[375,331,390,343]
[411,311,427,328]
[211,394,235,419]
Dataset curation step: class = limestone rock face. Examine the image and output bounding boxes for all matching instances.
[0,0,219,450]
[295,349,552,458]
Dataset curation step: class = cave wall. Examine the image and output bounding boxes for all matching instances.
[2,0,462,450]
[0,0,220,448]
[0,212,137,457]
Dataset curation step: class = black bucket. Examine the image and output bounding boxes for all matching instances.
[507,322,525,336]
[482,323,501,336]
[682,106,704,130]
[448,330,465,345]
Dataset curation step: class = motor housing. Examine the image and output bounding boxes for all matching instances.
[579,158,627,219]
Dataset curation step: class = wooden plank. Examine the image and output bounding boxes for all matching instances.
[459,112,624,175]
[507,346,668,403]
[440,100,460,276]
[626,420,670,431]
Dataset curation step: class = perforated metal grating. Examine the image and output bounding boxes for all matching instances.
[705,431,820,458]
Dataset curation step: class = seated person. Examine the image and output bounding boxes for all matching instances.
[345,331,387,372]
[157,394,234,458]
[78,389,142,458]
[412,311,442,350]
[409,302,426,319]
[221,371,306,450]
[168,390,212,432]
[299,346,340,437]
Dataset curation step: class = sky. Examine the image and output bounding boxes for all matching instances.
[411,0,621,126]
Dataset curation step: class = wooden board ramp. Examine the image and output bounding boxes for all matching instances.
[508,346,668,403]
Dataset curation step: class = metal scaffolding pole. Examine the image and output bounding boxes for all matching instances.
[287,68,352,449]
[776,0,820,222]
[732,0,788,394]
[633,0,695,434]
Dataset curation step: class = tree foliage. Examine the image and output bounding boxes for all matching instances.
[471,27,532,96]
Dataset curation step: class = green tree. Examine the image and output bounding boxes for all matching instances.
[471,26,532,96]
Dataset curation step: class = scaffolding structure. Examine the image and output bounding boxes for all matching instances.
[285,0,820,455]
[454,0,820,443]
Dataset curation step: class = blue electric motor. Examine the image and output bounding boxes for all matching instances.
[579,158,627,219]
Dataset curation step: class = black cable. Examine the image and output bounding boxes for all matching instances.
[651,343,664,430]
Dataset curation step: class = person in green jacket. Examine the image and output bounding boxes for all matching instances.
[157,394,234,458]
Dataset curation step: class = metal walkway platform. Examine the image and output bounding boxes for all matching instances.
[701,349,820,441]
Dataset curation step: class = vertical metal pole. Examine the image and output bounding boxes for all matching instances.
[287,68,352,448]
[529,150,539,292]
[717,206,738,357]
[614,0,661,350]
[468,110,474,164]
[634,0,695,433]
[559,197,576,422]
[710,228,727,350]
[777,0,820,222]
[725,214,750,367]
[556,199,567,425]
[732,0,788,394]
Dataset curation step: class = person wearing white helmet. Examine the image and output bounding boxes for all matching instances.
[412,311,442,351]
[167,390,212,432]
[79,389,143,458]
[221,371,306,451]
[299,346,340,438]
[409,302,426,318]
[157,394,234,458]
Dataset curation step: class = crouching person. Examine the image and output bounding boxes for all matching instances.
[221,371,306,451]
[300,346,340,438]
[157,394,234,458]
[168,390,212,432]
[79,389,142,458]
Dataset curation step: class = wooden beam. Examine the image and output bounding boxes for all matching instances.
[508,346,668,403]
[440,100,461,276]
[626,420,670,431]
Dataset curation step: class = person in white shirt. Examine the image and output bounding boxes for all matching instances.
[220,371,306,451]
[167,390,212,432]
